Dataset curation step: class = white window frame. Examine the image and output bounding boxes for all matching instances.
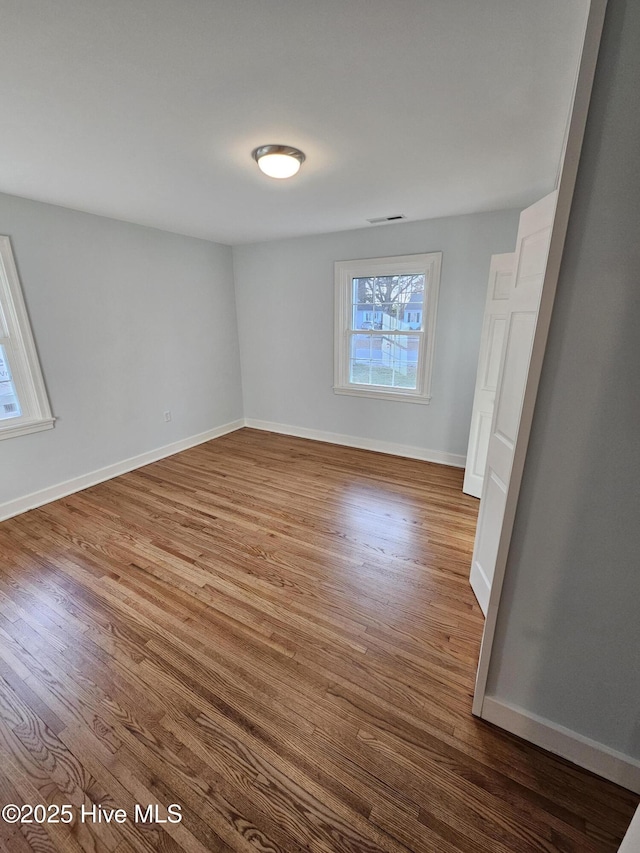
[334,252,441,404]
[0,236,54,439]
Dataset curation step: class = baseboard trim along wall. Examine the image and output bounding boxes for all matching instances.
[481,696,640,794]
[0,419,245,522]
[2,417,466,523]
[243,418,467,468]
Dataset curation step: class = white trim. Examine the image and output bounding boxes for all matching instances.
[0,236,54,436]
[472,0,608,716]
[482,696,640,795]
[0,417,55,440]
[0,419,244,521]
[333,386,432,405]
[243,417,465,467]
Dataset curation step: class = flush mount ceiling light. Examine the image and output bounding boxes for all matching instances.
[252,144,305,179]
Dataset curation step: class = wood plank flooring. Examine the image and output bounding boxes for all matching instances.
[0,428,636,852]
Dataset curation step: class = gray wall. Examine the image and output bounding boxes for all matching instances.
[233,210,519,458]
[0,193,243,506]
[486,0,640,760]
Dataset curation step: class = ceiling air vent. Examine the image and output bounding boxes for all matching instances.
[366,214,406,224]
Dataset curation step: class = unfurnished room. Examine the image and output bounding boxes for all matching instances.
[0,1,639,851]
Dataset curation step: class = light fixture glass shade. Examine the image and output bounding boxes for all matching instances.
[252,145,305,179]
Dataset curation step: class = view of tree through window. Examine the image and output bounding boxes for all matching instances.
[334,253,440,403]
[350,274,425,389]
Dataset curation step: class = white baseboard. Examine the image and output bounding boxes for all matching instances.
[243,418,466,468]
[0,419,244,522]
[2,417,464,522]
[481,695,640,794]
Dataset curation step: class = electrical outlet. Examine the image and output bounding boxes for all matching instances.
[163,410,172,422]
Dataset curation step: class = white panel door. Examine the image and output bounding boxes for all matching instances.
[463,253,514,498]
[470,192,558,615]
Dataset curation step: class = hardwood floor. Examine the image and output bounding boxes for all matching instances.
[0,428,636,853]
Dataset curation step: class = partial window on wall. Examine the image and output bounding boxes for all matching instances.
[0,236,54,439]
[334,252,441,404]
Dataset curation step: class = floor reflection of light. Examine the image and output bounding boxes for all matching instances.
[331,481,426,612]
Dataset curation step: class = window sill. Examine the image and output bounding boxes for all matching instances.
[333,386,431,405]
[0,417,55,440]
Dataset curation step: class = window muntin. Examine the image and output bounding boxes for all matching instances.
[0,236,54,439]
[334,253,441,403]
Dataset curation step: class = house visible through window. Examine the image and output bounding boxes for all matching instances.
[334,252,441,404]
[0,344,22,420]
[0,236,54,439]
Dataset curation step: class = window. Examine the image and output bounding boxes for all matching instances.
[0,236,54,439]
[334,252,441,403]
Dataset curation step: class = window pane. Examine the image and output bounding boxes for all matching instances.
[352,274,425,332]
[350,333,420,390]
[0,344,21,420]
[352,278,376,329]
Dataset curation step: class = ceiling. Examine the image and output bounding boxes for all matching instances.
[0,0,588,245]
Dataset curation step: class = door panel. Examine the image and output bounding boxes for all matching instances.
[484,316,507,389]
[463,253,514,499]
[494,312,537,445]
[470,470,508,613]
[469,192,557,614]
[493,270,512,300]
[469,412,492,479]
